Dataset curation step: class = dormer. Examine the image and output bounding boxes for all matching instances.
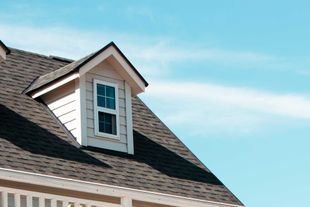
[26,42,148,154]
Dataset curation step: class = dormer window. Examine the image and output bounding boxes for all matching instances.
[28,42,148,154]
[94,79,119,139]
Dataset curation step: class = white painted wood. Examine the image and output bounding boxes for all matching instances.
[47,93,76,111]
[39,197,45,207]
[78,44,146,96]
[42,80,77,139]
[79,75,88,146]
[86,76,125,90]
[70,128,78,138]
[87,127,127,143]
[75,78,82,144]
[0,187,120,207]
[93,79,120,140]
[1,191,8,207]
[14,193,20,207]
[62,200,69,207]
[53,101,76,117]
[51,198,57,207]
[0,168,243,207]
[31,73,79,99]
[26,195,33,207]
[87,137,127,153]
[85,68,130,153]
[64,120,77,131]
[121,197,132,207]
[125,82,134,155]
[58,111,76,125]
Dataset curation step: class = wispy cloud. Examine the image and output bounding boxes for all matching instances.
[1,23,309,136]
[0,23,276,69]
[142,81,310,136]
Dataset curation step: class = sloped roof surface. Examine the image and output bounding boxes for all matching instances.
[0,47,243,206]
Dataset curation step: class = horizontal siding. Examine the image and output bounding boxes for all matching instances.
[42,81,77,138]
[88,137,127,153]
[47,92,76,110]
[86,60,128,150]
[52,101,76,117]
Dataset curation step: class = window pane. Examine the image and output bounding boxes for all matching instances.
[98,112,117,135]
[97,96,106,107]
[106,98,115,109]
[106,86,115,98]
[97,84,105,96]
[99,120,105,132]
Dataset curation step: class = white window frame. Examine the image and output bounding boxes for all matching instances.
[93,79,120,140]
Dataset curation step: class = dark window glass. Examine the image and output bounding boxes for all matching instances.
[106,98,115,109]
[106,85,115,98]
[97,83,116,109]
[97,84,105,96]
[97,96,106,107]
[98,112,116,135]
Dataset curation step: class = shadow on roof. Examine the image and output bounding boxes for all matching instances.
[133,131,223,185]
[0,104,110,168]
[85,131,223,186]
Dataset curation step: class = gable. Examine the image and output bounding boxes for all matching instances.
[26,42,148,98]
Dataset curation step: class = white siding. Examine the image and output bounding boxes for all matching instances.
[85,60,128,152]
[42,81,78,138]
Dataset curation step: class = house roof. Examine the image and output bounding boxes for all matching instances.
[24,42,148,95]
[0,46,243,206]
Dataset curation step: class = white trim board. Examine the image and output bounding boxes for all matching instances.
[0,167,244,207]
[30,43,146,99]
[93,79,120,140]
[31,73,80,99]
[79,46,145,96]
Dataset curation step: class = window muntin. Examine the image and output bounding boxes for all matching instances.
[94,80,119,138]
[97,84,116,109]
[98,112,117,135]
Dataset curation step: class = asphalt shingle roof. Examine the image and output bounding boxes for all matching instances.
[0,47,243,206]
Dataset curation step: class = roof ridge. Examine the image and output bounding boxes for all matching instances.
[9,47,77,63]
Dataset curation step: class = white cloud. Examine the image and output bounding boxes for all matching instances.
[141,81,310,136]
[0,23,276,71]
[1,23,309,136]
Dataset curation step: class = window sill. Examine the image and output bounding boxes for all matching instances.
[95,131,121,141]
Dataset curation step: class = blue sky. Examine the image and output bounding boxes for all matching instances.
[1,1,310,206]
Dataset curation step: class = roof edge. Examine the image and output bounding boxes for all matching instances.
[74,41,148,87]
[0,167,245,207]
[25,41,148,96]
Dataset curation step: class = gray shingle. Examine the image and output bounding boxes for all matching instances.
[0,47,243,206]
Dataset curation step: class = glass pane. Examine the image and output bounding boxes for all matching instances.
[98,112,117,135]
[97,84,105,96]
[99,121,105,132]
[106,98,115,109]
[97,96,106,107]
[105,123,112,134]
[111,115,116,135]
[106,85,115,98]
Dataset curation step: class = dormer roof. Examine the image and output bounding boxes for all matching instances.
[25,42,148,98]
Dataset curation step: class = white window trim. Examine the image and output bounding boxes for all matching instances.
[93,79,120,140]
